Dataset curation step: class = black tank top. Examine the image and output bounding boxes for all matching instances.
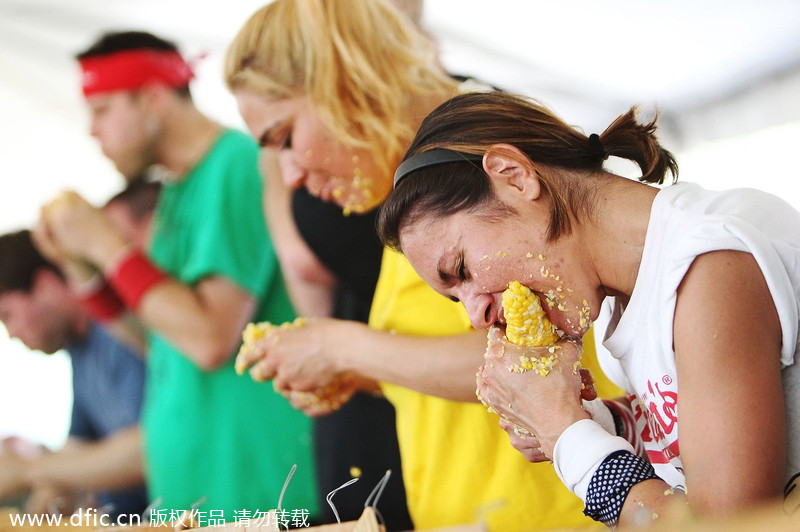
[290,187,413,530]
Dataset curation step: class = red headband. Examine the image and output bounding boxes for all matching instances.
[79,49,194,97]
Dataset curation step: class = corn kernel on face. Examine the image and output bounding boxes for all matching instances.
[502,281,559,347]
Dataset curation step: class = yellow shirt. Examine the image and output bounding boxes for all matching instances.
[370,249,621,531]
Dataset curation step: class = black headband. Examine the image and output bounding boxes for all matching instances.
[393,148,484,188]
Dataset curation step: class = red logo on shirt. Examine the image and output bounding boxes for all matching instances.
[637,378,680,464]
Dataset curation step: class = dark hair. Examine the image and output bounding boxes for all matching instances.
[0,230,59,296]
[105,177,162,221]
[77,30,192,98]
[378,91,678,250]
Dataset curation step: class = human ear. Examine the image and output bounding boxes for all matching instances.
[30,268,62,298]
[483,144,541,202]
[137,84,169,115]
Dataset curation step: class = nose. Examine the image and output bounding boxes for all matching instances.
[5,326,27,347]
[5,327,19,340]
[460,292,496,330]
[277,151,305,189]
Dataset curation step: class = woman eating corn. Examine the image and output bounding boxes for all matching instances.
[378,91,800,527]
[224,1,629,529]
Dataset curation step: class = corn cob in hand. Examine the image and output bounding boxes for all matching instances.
[235,318,307,375]
[502,281,561,376]
[235,318,352,414]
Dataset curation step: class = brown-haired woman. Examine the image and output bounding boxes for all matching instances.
[379,90,800,526]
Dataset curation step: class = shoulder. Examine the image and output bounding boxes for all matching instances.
[203,129,259,173]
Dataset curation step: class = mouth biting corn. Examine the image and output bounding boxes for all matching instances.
[502,281,560,376]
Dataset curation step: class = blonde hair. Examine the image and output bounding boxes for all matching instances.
[225,0,458,178]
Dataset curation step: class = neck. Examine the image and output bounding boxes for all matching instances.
[579,173,659,302]
[155,101,220,179]
[70,301,92,342]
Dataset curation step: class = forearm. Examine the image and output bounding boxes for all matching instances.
[338,325,486,402]
[102,313,148,356]
[618,478,685,527]
[135,280,254,369]
[263,157,337,319]
[27,426,144,493]
[283,275,336,318]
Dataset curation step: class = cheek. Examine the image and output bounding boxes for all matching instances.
[101,115,140,152]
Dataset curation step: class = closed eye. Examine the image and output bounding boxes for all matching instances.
[456,256,466,281]
[258,120,292,150]
[280,131,292,150]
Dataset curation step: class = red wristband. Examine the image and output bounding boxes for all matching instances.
[107,249,168,311]
[78,281,125,321]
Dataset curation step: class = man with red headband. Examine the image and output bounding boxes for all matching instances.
[39,31,318,523]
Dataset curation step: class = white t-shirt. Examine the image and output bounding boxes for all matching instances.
[601,182,800,493]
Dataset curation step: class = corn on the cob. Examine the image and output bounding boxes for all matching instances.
[503,281,558,346]
[502,281,560,376]
[236,318,349,412]
[235,318,307,375]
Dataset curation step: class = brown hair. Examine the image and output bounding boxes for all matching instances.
[378,91,678,249]
[105,178,161,221]
[0,230,59,296]
[77,30,192,99]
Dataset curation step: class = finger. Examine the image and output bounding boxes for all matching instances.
[249,358,278,382]
[234,351,257,375]
[580,385,598,402]
[579,368,598,401]
[283,390,346,417]
[499,419,525,438]
[234,342,268,375]
[523,447,551,463]
[235,332,280,375]
[273,370,317,393]
[487,325,505,345]
[485,326,509,360]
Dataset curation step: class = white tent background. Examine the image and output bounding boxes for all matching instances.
[1,0,799,448]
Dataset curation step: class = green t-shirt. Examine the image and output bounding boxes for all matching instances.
[144,130,318,521]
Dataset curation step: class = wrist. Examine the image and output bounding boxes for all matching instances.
[60,260,98,286]
[537,403,591,457]
[75,274,125,321]
[90,232,131,271]
[335,321,370,374]
[582,398,617,436]
[106,248,168,311]
[552,418,635,501]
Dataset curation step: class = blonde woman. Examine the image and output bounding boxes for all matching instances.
[226,1,625,529]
